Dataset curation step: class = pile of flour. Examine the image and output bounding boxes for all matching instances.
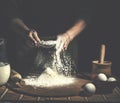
[24,40,75,87]
[24,67,75,87]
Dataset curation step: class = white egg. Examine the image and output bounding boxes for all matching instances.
[84,83,96,95]
[108,77,117,82]
[97,73,107,81]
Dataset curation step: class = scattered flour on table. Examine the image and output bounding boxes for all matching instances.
[24,67,75,87]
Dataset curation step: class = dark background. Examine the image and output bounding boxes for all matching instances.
[0,1,120,76]
[77,1,120,76]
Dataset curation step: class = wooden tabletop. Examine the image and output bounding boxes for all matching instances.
[0,73,120,103]
[0,84,120,102]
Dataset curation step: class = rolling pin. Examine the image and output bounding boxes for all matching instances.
[99,44,106,64]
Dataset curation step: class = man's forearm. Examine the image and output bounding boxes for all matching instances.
[65,20,86,41]
[10,18,30,37]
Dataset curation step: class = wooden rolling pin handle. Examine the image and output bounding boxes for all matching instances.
[100,44,106,64]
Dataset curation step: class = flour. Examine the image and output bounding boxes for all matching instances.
[24,67,75,87]
[38,40,57,48]
[24,40,75,87]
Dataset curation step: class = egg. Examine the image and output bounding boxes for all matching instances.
[108,77,117,82]
[97,73,107,81]
[84,83,96,95]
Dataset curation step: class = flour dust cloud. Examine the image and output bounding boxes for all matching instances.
[23,40,76,87]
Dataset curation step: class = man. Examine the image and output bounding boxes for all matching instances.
[2,0,94,76]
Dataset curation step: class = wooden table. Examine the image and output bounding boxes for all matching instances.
[0,85,120,103]
[0,74,120,103]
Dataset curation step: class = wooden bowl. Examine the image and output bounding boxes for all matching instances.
[93,79,118,94]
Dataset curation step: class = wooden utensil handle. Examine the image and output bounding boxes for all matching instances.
[100,44,105,64]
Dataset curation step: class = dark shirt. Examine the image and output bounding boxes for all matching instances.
[3,0,94,36]
[0,0,96,74]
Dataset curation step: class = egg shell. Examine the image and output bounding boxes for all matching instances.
[84,83,96,95]
[108,77,117,82]
[97,73,107,81]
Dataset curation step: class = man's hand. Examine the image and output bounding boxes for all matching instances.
[25,29,41,47]
[28,29,41,44]
[55,20,86,52]
[56,33,71,53]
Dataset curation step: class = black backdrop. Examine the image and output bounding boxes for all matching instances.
[77,1,120,76]
[0,0,120,76]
